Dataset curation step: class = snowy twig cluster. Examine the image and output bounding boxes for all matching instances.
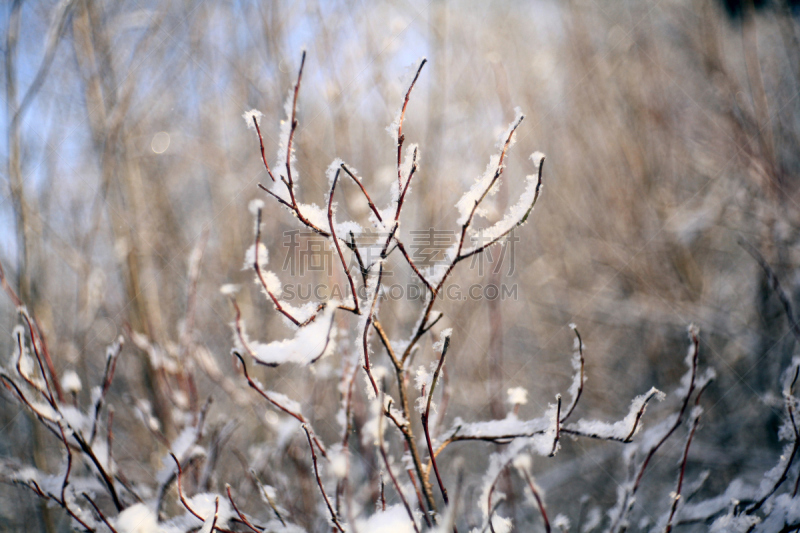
[2,53,800,532]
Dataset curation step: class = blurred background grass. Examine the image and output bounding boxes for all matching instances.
[1,0,799,530]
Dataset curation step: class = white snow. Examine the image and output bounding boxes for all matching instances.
[250,302,338,366]
[62,370,82,394]
[326,158,344,187]
[115,504,159,533]
[465,152,545,251]
[242,109,263,131]
[567,387,665,441]
[507,387,528,406]
[186,493,232,531]
[243,243,269,270]
[355,504,416,533]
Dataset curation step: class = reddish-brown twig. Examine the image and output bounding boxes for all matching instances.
[327,168,359,313]
[251,206,322,327]
[232,351,327,457]
[251,115,276,182]
[520,469,551,533]
[226,485,261,533]
[486,461,511,533]
[302,425,345,532]
[395,59,427,192]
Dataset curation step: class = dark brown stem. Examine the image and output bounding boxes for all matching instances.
[665,385,709,533]
[83,492,119,533]
[422,336,451,506]
[561,324,585,423]
[90,336,123,443]
[251,206,321,327]
[549,395,562,457]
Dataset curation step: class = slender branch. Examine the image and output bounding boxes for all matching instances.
[226,485,261,533]
[83,493,119,533]
[373,320,438,516]
[171,452,235,532]
[257,182,292,208]
[251,206,320,327]
[422,336,451,506]
[328,168,359,313]
[560,324,585,423]
[252,116,276,182]
[232,351,327,457]
[520,470,550,533]
[396,59,427,192]
[339,163,383,223]
[378,396,420,533]
[486,461,511,533]
[747,365,800,514]
[302,425,345,532]
[549,395,562,457]
[395,146,418,220]
[285,51,305,194]
[665,381,712,533]
[90,337,123,443]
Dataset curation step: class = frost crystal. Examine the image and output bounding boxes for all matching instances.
[248,198,265,215]
[466,151,545,249]
[568,387,664,441]
[243,243,269,270]
[507,386,528,406]
[242,109,263,131]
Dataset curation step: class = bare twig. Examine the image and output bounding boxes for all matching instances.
[561,324,585,423]
[226,485,261,533]
[549,395,562,457]
[302,425,345,532]
[232,351,326,457]
[520,469,551,533]
[379,395,420,533]
[252,116,276,182]
[328,168,359,313]
[666,380,712,532]
[422,335,452,506]
[395,59,427,192]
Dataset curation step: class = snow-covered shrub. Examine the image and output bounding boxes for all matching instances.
[1,52,800,533]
